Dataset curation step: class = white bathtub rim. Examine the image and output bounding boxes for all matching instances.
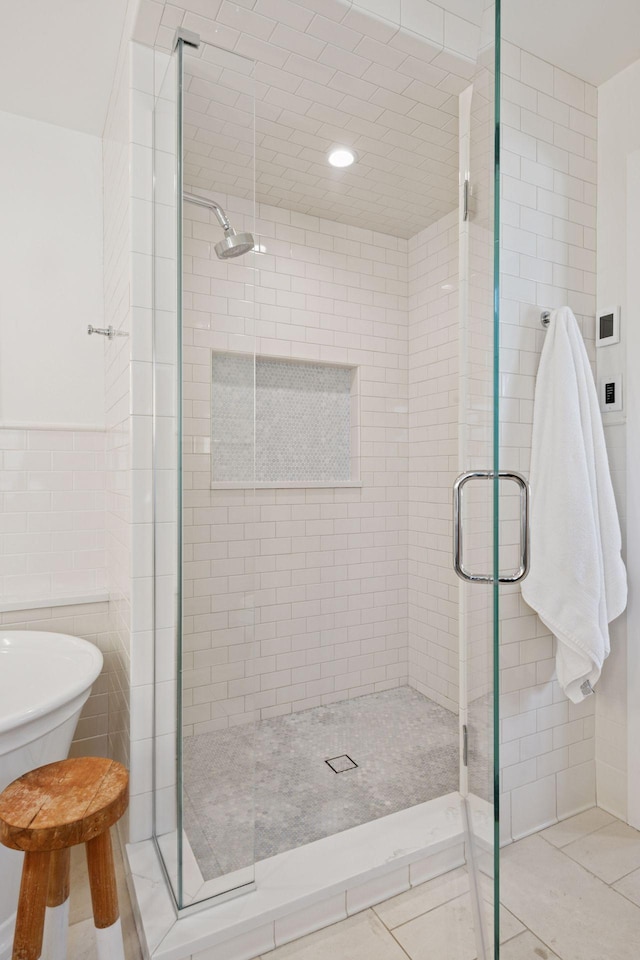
[0,631,102,740]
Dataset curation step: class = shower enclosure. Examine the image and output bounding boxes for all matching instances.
[149,1,510,955]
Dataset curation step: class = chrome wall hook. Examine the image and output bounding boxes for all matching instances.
[87,324,127,340]
[87,324,115,339]
[540,310,551,328]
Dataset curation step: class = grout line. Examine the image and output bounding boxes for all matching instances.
[611,883,640,909]
[373,868,468,932]
[499,904,527,945]
[385,921,422,960]
[520,923,565,960]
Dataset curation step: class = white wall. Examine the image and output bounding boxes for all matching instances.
[499,42,598,841]
[597,56,640,825]
[0,110,105,428]
[0,427,106,605]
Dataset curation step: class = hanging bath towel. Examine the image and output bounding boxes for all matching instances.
[521,306,627,703]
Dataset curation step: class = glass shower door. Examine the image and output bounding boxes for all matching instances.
[177,36,259,908]
[153,33,259,910]
[457,1,503,956]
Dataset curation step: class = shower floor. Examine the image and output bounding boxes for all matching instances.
[182,686,458,881]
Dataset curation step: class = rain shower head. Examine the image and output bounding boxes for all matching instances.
[183,192,255,259]
[215,230,255,259]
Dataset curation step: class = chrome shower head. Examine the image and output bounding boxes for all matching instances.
[215,230,255,259]
[183,192,255,259]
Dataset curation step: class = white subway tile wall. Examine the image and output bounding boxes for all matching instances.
[499,42,598,840]
[0,601,110,757]
[407,210,459,712]
[0,429,106,604]
[594,61,637,822]
[103,33,133,796]
[125,42,179,843]
[182,199,411,733]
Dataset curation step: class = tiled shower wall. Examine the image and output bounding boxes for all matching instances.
[407,210,460,713]
[498,41,598,840]
[181,198,410,734]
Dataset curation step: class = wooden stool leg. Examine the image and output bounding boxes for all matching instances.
[12,849,51,960]
[42,848,70,960]
[85,829,125,960]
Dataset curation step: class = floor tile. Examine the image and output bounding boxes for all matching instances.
[70,844,93,924]
[260,910,407,960]
[372,866,469,928]
[68,918,99,960]
[540,808,614,849]
[67,914,142,960]
[562,820,640,884]
[69,835,142,960]
[501,834,640,960]
[500,930,562,960]
[613,868,640,907]
[391,893,524,960]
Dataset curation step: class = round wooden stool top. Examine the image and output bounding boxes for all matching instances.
[0,757,129,853]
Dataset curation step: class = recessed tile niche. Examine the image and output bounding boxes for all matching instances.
[211,353,359,487]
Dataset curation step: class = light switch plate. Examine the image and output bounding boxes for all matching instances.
[598,374,623,413]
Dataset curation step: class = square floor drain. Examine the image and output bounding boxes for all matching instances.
[325,755,358,773]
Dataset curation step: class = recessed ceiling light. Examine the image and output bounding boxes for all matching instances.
[328,147,356,168]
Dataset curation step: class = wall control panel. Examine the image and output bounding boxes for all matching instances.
[598,374,623,413]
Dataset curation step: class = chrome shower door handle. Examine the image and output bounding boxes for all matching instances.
[453,471,530,584]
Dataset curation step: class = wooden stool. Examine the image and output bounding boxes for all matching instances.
[0,757,129,960]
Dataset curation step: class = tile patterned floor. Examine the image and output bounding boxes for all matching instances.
[256,809,640,960]
[183,687,459,881]
[66,807,640,959]
[68,836,142,960]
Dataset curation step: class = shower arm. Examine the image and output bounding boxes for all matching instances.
[183,192,232,233]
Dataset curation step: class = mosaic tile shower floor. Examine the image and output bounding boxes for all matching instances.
[183,686,459,881]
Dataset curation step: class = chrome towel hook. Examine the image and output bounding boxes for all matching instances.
[87,324,115,339]
[87,324,127,339]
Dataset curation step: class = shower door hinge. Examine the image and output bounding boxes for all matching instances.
[462,724,468,766]
[463,179,470,221]
[173,26,200,50]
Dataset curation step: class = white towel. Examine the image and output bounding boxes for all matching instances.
[521,306,627,703]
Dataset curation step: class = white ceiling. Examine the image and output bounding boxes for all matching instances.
[181,20,472,237]
[141,0,640,236]
[136,0,482,237]
[0,0,130,136]
[503,0,640,87]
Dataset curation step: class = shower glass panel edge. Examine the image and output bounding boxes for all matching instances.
[177,37,258,910]
[152,35,260,912]
[458,0,500,955]
[152,39,182,908]
[494,0,501,954]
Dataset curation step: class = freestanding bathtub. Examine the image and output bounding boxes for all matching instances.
[0,631,103,960]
